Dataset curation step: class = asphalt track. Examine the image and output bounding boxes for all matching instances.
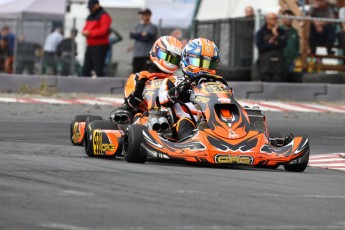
[1,102,345,230]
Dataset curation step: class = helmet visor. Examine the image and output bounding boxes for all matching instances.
[188,56,219,70]
[156,48,181,65]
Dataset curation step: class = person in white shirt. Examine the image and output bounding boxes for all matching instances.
[42,27,63,75]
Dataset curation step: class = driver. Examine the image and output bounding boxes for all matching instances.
[159,38,226,140]
[118,36,183,119]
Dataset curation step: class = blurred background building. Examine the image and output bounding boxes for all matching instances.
[1,0,345,84]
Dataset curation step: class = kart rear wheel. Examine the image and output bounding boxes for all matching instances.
[123,125,147,163]
[84,120,118,157]
[84,115,103,136]
[70,115,89,145]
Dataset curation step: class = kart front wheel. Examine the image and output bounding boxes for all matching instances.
[284,142,310,172]
[70,115,89,145]
[123,125,147,163]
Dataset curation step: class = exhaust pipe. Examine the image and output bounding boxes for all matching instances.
[121,114,130,123]
[158,117,170,131]
[114,114,121,122]
[150,117,161,131]
[114,113,131,123]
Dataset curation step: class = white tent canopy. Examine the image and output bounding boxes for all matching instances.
[0,0,65,21]
[196,0,280,20]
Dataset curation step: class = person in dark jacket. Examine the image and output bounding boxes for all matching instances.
[15,35,40,74]
[280,10,299,72]
[0,26,15,74]
[57,29,79,76]
[82,0,112,77]
[256,13,286,82]
[130,8,157,73]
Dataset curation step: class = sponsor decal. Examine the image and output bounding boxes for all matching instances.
[205,45,212,53]
[172,142,206,151]
[195,96,209,103]
[93,130,115,155]
[229,130,239,139]
[204,85,227,94]
[93,130,103,155]
[153,80,162,88]
[218,98,231,103]
[215,154,253,165]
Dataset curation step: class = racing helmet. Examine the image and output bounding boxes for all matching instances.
[181,38,220,78]
[150,36,183,73]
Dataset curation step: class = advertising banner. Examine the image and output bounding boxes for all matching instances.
[146,0,197,28]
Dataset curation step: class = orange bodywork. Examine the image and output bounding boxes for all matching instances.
[141,128,308,167]
[138,80,309,167]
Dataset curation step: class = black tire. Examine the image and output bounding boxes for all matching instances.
[123,125,147,163]
[284,140,310,172]
[84,120,119,157]
[70,115,89,145]
[85,115,103,133]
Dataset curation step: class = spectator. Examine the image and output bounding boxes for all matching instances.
[280,10,300,72]
[15,35,40,74]
[309,0,335,54]
[0,37,8,72]
[0,26,15,74]
[42,27,63,75]
[337,6,345,60]
[256,13,286,82]
[82,0,112,77]
[130,8,158,73]
[57,29,79,76]
[244,6,255,17]
[239,6,255,67]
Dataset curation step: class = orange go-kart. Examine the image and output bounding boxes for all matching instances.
[69,74,169,157]
[123,74,310,172]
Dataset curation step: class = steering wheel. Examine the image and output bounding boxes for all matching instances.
[189,73,228,86]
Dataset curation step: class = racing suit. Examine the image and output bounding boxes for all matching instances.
[159,75,198,140]
[122,71,173,118]
[159,74,233,140]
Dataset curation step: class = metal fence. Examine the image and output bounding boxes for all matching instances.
[194,17,255,68]
[0,18,61,75]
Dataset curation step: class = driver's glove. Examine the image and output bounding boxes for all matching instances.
[168,81,190,103]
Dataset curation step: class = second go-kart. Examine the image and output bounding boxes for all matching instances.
[72,74,169,157]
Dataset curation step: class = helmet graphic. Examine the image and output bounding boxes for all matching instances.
[150,36,183,73]
[181,38,220,78]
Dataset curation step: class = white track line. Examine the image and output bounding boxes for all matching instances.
[309,154,343,159]
[308,153,345,172]
[0,97,344,114]
[34,98,72,104]
[309,158,345,163]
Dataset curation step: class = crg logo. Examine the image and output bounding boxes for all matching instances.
[215,155,253,165]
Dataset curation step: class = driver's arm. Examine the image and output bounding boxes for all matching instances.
[159,78,176,107]
[124,73,148,108]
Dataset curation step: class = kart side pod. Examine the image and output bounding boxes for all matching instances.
[84,120,124,157]
[91,129,123,156]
